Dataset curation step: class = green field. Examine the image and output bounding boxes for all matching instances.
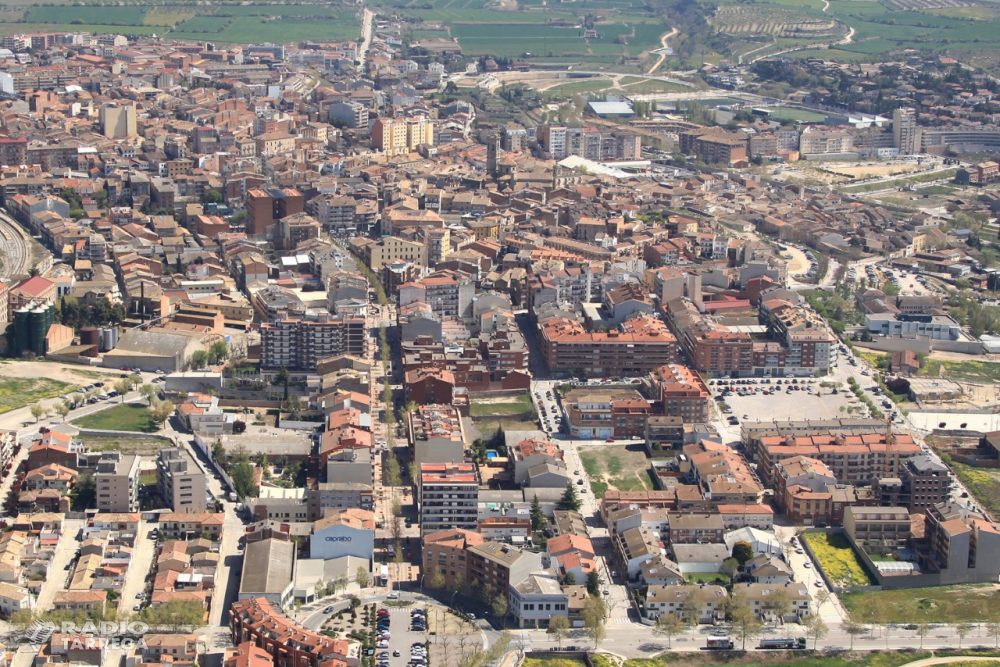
[0,377,78,415]
[763,107,828,122]
[842,584,1000,624]
[74,403,158,433]
[543,78,620,96]
[84,435,170,456]
[580,445,652,497]
[26,5,150,25]
[173,16,232,33]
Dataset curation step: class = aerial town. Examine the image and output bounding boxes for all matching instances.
[0,4,999,667]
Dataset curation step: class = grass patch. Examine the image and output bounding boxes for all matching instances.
[74,403,157,433]
[542,78,618,96]
[85,436,166,456]
[685,572,731,585]
[859,351,890,371]
[580,445,652,494]
[841,584,1000,623]
[616,650,940,667]
[469,394,534,417]
[940,452,1000,518]
[801,532,875,587]
[0,377,78,415]
[140,472,158,486]
[841,168,958,193]
[525,660,585,667]
[918,358,1000,384]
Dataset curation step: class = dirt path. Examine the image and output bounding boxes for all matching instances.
[646,26,678,74]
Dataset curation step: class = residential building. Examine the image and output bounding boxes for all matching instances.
[261,311,365,371]
[156,448,207,514]
[647,363,711,423]
[418,463,479,535]
[510,574,568,628]
[844,506,911,551]
[421,528,485,593]
[466,541,544,598]
[94,452,140,513]
[539,315,677,377]
[644,584,727,623]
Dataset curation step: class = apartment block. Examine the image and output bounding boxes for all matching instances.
[260,311,365,371]
[539,315,677,377]
[246,187,304,238]
[466,541,544,598]
[156,447,207,514]
[372,117,434,156]
[648,363,711,423]
[421,528,484,593]
[844,506,911,550]
[418,463,479,535]
[95,452,140,513]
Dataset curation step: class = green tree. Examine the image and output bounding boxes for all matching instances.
[586,570,602,597]
[356,566,371,589]
[189,350,208,369]
[731,541,754,565]
[490,594,508,627]
[55,401,70,422]
[582,596,607,648]
[274,365,290,401]
[530,494,547,531]
[139,384,157,404]
[204,190,223,204]
[208,340,229,365]
[720,557,740,579]
[385,451,402,487]
[427,567,445,590]
[231,449,259,498]
[557,482,581,511]
[30,404,45,423]
[149,399,174,427]
[805,614,828,649]
[548,615,570,649]
[653,612,685,648]
[211,440,227,467]
[114,379,132,401]
[844,618,866,649]
[728,592,763,650]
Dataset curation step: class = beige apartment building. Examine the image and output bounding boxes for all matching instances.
[95,452,141,513]
[156,447,208,513]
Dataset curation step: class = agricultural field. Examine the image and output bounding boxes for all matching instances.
[711,5,841,38]
[801,532,876,587]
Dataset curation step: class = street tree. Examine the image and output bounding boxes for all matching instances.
[957,622,972,649]
[582,596,607,649]
[916,622,930,649]
[149,399,174,427]
[805,615,828,649]
[844,618,866,649]
[548,615,570,649]
[114,379,131,401]
[356,567,370,589]
[30,404,45,423]
[653,613,685,648]
[55,401,70,422]
[139,384,157,404]
[586,570,602,597]
[728,592,763,650]
[490,594,508,628]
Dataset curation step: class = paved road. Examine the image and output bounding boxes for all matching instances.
[33,518,85,612]
[119,521,157,619]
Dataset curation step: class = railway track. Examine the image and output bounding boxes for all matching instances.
[0,213,30,281]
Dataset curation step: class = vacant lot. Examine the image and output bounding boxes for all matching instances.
[941,454,1000,518]
[580,445,651,497]
[0,377,77,415]
[74,403,158,433]
[919,359,1000,384]
[802,532,875,587]
[469,394,533,418]
[83,435,168,456]
[842,584,1000,623]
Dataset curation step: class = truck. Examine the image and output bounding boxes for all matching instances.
[379,564,389,586]
[706,638,734,650]
[228,492,238,502]
[758,638,807,650]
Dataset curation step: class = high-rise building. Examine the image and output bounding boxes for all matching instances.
[99,103,137,139]
[95,452,140,513]
[260,310,366,371]
[418,463,479,535]
[893,108,919,155]
[371,117,434,156]
[156,447,207,514]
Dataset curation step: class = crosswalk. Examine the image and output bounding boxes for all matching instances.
[607,617,632,625]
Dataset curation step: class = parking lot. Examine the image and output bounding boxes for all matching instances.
[712,378,858,426]
[377,604,431,667]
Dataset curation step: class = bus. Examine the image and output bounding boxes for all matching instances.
[706,638,734,650]
[379,564,389,586]
[758,638,806,650]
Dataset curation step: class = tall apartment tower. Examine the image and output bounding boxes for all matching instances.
[95,451,141,512]
[893,108,919,155]
[156,447,207,513]
[99,103,137,139]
